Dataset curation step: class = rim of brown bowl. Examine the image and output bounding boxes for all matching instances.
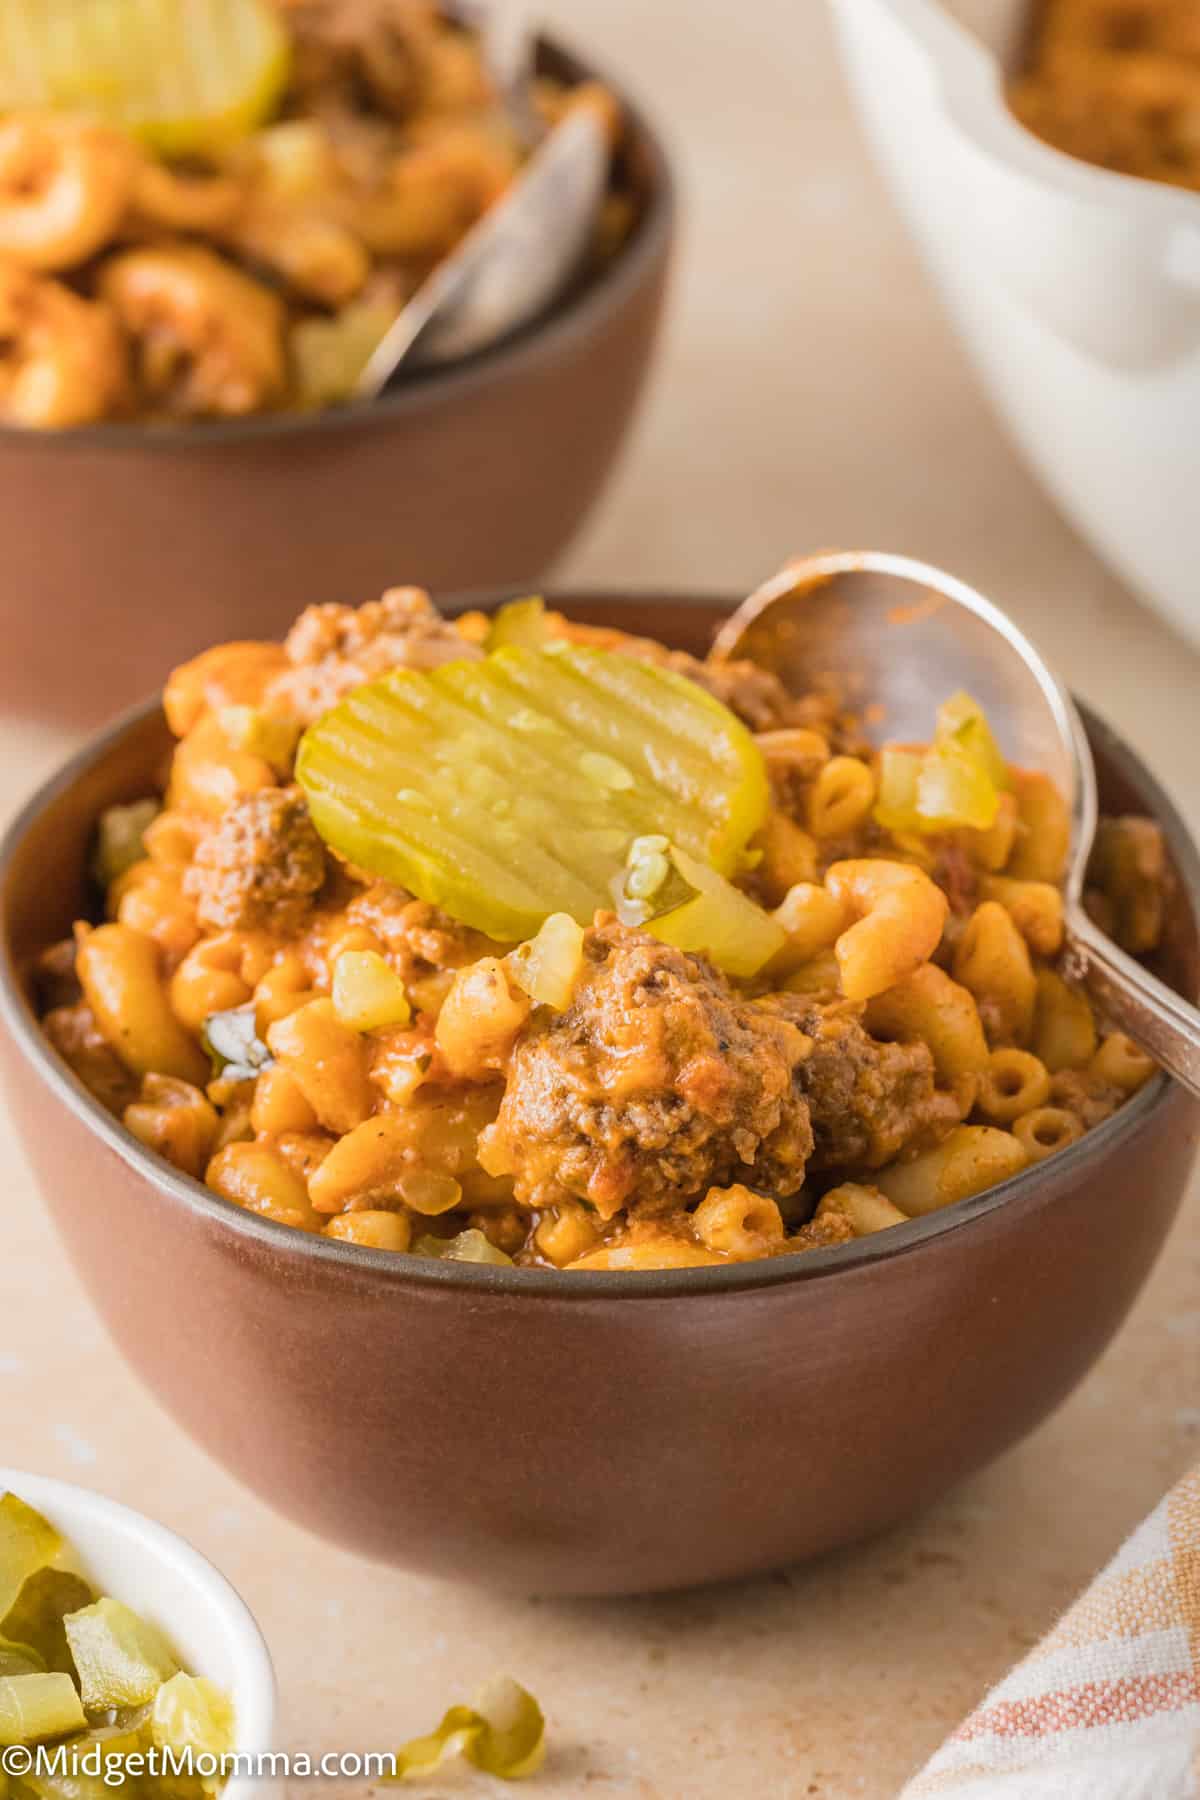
[2,592,1196,1300]
[0,34,675,456]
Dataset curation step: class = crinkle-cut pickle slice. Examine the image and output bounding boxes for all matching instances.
[297,644,770,943]
[0,0,289,158]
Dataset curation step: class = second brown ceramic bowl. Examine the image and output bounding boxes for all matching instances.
[1,41,674,729]
[2,597,1198,1596]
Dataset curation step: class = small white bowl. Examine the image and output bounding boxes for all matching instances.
[830,0,1200,647]
[0,1469,276,1800]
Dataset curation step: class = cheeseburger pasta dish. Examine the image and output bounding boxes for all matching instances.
[37,587,1166,1271]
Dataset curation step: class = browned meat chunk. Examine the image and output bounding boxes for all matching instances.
[345,884,496,998]
[265,587,480,723]
[480,919,814,1218]
[34,938,82,1011]
[787,1211,855,1253]
[762,996,960,1172]
[43,1001,137,1115]
[280,0,440,118]
[184,788,327,933]
[553,618,812,733]
[664,654,807,734]
[1086,815,1168,954]
[1048,1068,1124,1130]
[932,841,980,919]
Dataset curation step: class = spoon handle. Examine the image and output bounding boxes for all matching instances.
[480,2,541,145]
[1064,906,1200,1098]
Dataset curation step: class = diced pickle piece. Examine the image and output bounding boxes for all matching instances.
[873,747,923,835]
[917,740,999,832]
[23,1724,146,1800]
[216,708,300,776]
[332,951,411,1032]
[152,1672,235,1767]
[76,1720,149,1765]
[469,1676,547,1779]
[23,1763,120,1800]
[0,1497,62,1623]
[0,1673,86,1745]
[484,598,550,653]
[93,800,160,889]
[291,303,397,410]
[2,1572,95,1676]
[507,914,584,1012]
[874,692,1008,837]
[297,645,769,941]
[622,846,787,978]
[412,1230,513,1266]
[0,1641,43,1678]
[64,1600,178,1714]
[936,691,1010,791]
[387,1676,544,1782]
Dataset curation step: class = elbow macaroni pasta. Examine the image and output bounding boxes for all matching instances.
[0,16,636,429]
[825,860,949,1002]
[953,901,1037,1046]
[874,1125,1029,1216]
[37,588,1171,1270]
[807,757,876,839]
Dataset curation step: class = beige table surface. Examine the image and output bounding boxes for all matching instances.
[3,3,1200,1796]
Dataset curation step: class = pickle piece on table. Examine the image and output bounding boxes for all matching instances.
[0,1672,86,1745]
[64,1599,179,1713]
[388,1675,545,1782]
[297,644,770,942]
[0,1496,62,1622]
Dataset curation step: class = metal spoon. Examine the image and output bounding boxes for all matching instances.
[477,0,543,146]
[355,66,610,392]
[712,549,1200,1097]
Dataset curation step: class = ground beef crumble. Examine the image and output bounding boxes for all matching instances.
[265,586,481,723]
[43,1001,137,1115]
[760,995,961,1172]
[479,918,815,1218]
[345,884,496,985]
[184,787,327,934]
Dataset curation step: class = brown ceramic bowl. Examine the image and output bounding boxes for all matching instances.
[0,45,674,730]
[2,596,1198,1597]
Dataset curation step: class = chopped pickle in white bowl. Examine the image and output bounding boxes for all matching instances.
[0,1475,274,1800]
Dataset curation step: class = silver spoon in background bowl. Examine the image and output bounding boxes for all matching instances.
[355,8,611,394]
[712,550,1200,1097]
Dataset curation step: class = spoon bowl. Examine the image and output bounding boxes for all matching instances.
[714,550,1200,1095]
[356,103,611,393]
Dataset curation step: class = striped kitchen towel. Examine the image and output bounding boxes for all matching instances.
[902,1463,1200,1798]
